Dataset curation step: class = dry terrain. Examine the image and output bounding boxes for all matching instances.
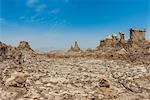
[0,41,150,100]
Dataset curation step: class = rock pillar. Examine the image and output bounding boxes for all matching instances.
[119,32,125,44]
[130,28,139,43]
[139,29,146,41]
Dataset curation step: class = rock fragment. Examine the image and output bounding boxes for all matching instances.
[99,78,110,88]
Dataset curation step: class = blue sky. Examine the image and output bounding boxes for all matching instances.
[0,0,150,51]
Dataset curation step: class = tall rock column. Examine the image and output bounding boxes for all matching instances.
[130,28,139,43]
[0,42,7,62]
[119,32,125,44]
[73,41,81,51]
[139,29,146,41]
[111,34,117,47]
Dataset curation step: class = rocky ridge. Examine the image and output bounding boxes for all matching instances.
[47,28,150,65]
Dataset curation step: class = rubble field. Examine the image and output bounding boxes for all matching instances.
[0,28,150,100]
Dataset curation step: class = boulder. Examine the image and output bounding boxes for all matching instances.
[4,72,28,99]
[5,72,27,87]
[99,78,110,88]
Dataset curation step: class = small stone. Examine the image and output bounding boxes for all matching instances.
[99,78,110,88]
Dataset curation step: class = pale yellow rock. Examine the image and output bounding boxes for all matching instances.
[5,72,27,86]
[116,48,128,55]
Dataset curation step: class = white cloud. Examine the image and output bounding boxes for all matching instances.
[50,8,61,14]
[26,0,47,12]
[19,16,26,20]
[27,0,38,7]
[36,4,47,12]
[19,15,37,23]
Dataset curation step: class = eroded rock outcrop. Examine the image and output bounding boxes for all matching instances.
[97,34,118,49]
[129,28,146,43]
[0,41,34,65]
[68,41,81,52]
[0,42,7,62]
[0,42,23,64]
[95,28,150,64]
[97,28,148,49]
[18,41,32,51]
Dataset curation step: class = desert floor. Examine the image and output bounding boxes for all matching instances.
[0,54,150,100]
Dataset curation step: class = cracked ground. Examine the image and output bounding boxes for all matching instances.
[0,53,150,100]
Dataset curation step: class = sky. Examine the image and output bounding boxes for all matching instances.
[0,0,150,51]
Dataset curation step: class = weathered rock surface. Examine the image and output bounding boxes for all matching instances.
[1,72,27,100]
[0,41,35,65]
[0,52,150,100]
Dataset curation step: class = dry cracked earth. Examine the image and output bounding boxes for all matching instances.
[0,42,150,100]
